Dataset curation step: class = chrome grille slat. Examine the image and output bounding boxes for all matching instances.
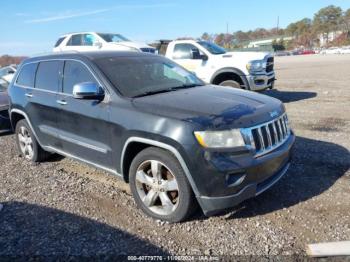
[265,125,272,147]
[257,128,265,151]
[277,120,283,140]
[241,113,291,158]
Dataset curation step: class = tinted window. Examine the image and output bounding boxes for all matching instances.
[95,56,203,98]
[63,61,96,94]
[54,37,66,47]
[81,34,96,46]
[35,61,61,92]
[16,63,38,87]
[67,34,82,46]
[197,41,226,54]
[97,33,129,42]
[173,44,199,59]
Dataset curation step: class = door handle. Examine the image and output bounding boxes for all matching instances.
[25,93,33,98]
[56,100,67,105]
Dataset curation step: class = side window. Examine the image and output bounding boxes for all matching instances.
[173,44,199,59]
[67,34,82,46]
[63,61,96,94]
[54,37,66,47]
[16,63,38,87]
[35,61,62,92]
[82,34,96,46]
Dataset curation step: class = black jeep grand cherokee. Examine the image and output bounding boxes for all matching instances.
[8,52,295,222]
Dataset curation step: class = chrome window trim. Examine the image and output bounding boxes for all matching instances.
[14,58,106,95]
[120,137,200,196]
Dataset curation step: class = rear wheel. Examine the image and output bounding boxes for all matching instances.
[219,79,241,88]
[15,119,50,162]
[129,147,197,222]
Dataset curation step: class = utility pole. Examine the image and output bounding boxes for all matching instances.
[277,16,279,34]
[226,22,229,35]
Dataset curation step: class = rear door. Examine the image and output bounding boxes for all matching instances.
[24,60,63,147]
[56,60,112,168]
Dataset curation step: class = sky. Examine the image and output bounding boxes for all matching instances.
[1,0,349,55]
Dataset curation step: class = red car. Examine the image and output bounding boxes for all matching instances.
[300,50,315,55]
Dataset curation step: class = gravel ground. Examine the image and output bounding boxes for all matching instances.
[0,54,349,258]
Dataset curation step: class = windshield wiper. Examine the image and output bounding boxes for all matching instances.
[132,84,203,98]
[132,89,174,98]
[169,83,204,90]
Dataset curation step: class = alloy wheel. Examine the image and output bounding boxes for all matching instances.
[135,160,179,216]
[18,126,34,160]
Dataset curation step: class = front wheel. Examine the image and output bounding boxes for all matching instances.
[219,79,241,88]
[129,147,197,222]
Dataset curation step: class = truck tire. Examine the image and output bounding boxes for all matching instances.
[15,119,50,162]
[129,147,197,222]
[219,80,241,88]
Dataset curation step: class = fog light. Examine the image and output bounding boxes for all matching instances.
[225,172,246,187]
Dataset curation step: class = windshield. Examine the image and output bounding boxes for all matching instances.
[97,33,130,43]
[95,56,204,98]
[197,41,226,54]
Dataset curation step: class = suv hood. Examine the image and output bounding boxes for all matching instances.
[132,85,284,129]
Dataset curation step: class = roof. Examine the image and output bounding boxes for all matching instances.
[23,51,157,64]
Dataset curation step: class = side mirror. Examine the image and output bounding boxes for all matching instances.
[72,82,104,100]
[191,49,208,61]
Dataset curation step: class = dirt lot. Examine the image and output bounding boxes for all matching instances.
[0,54,349,258]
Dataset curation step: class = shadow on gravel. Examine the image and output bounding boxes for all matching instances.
[0,201,170,257]
[0,130,12,137]
[227,136,350,219]
[262,89,317,103]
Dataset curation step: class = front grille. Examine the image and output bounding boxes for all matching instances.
[140,48,156,54]
[266,57,274,73]
[242,113,290,157]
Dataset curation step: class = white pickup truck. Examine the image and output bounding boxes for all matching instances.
[158,40,275,91]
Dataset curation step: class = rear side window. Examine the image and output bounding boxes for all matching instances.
[63,61,96,94]
[67,34,82,46]
[35,61,62,92]
[16,63,38,87]
[54,37,66,47]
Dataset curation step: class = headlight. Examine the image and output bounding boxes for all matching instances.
[194,129,245,148]
[246,60,266,72]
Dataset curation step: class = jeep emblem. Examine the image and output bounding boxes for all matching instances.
[269,111,278,118]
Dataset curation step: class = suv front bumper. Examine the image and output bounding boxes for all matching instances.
[247,72,275,91]
[192,133,295,216]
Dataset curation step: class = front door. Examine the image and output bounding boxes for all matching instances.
[56,60,113,169]
[171,43,206,75]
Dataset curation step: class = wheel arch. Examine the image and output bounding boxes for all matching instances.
[10,109,44,146]
[210,67,249,89]
[120,137,200,196]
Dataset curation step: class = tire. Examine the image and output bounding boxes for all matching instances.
[219,79,241,88]
[15,119,50,162]
[129,147,197,222]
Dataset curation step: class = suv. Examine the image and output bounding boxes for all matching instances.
[8,52,294,222]
[53,32,156,53]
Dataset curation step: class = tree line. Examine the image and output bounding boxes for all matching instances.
[201,5,350,49]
